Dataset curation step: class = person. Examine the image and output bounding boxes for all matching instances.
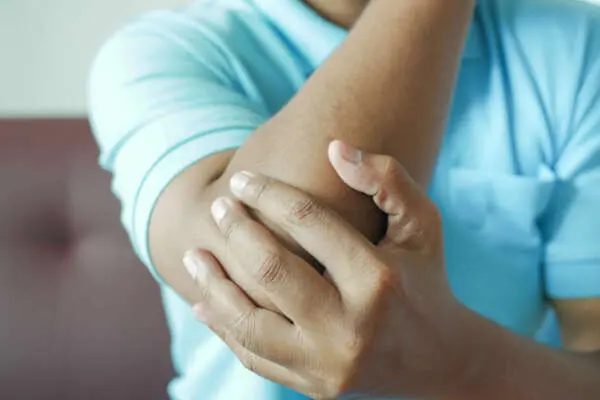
[186,140,600,399]
[88,0,600,398]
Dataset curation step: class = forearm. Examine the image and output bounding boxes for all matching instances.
[149,0,475,302]
[233,0,475,185]
[223,0,476,241]
[455,310,600,400]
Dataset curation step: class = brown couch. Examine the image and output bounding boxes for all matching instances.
[0,119,174,400]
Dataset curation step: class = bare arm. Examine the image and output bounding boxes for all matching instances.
[442,299,600,400]
[150,0,476,305]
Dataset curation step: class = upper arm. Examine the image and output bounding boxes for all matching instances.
[87,9,384,305]
[539,9,600,352]
[88,11,267,281]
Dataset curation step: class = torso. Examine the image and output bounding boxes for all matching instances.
[151,0,600,397]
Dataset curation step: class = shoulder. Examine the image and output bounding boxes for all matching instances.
[88,1,301,141]
[88,1,290,163]
[90,1,280,86]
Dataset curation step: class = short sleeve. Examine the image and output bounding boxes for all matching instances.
[88,11,267,280]
[542,12,600,299]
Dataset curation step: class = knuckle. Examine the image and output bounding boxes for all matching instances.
[340,330,364,363]
[248,177,270,202]
[227,310,261,352]
[346,245,374,274]
[416,205,443,250]
[370,264,396,296]
[228,308,254,334]
[286,196,324,227]
[239,351,259,374]
[404,217,426,241]
[221,217,245,242]
[256,251,287,285]
[324,372,352,400]
[382,188,408,216]
[320,386,341,400]
[355,262,396,309]
[373,157,411,211]
[195,283,212,305]
[381,156,404,184]
[391,203,443,251]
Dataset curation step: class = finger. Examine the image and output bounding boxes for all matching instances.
[328,139,380,196]
[206,326,311,395]
[329,140,440,250]
[329,139,419,212]
[228,172,380,297]
[210,197,340,325]
[183,250,304,368]
[185,254,309,392]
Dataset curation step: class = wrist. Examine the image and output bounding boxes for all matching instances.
[439,305,499,400]
[445,307,513,400]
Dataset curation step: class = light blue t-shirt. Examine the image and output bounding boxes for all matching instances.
[89,0,600,398]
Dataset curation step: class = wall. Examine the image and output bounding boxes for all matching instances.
[2,0,599,117]
[0,0,186,117]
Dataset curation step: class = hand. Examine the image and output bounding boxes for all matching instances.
[183,141,476,399]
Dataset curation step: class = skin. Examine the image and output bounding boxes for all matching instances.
[186,141,600,400]
[303,0,369,28]
[147,0,600,396]
[149,0,474,312]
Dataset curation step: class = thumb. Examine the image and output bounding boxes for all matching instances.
[328,140,439,250]
[328,140,388,196]
[328,140,415,213]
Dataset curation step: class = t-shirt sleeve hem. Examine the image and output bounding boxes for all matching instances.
[131,129,253,284]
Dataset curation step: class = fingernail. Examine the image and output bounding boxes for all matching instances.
[336,141,363,164]
[211,197,232,224]
[230,171,254,197]
[183,251,208,283]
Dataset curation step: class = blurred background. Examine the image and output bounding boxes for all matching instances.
[2,0,600,117]
[1,0,186,116]
[1,0,596,399]
[0,1,188,399]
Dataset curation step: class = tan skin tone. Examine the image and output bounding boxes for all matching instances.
[303,0,369,28]
[150,0,473,310]
[270,0,600,359]
[146,0,600,397]
[188,141,600,399]
[304,0,600,359]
